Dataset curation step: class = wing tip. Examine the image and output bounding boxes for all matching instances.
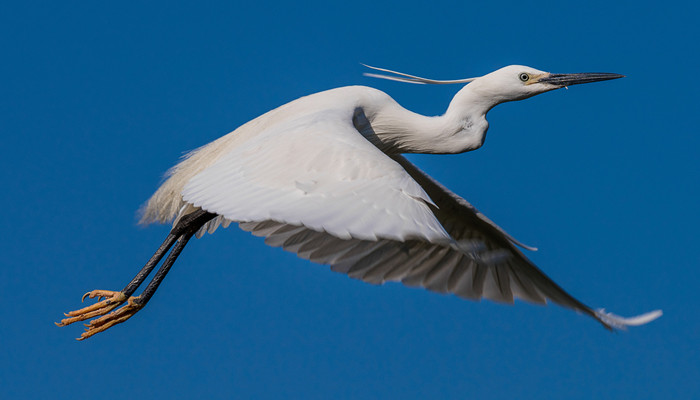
[595,308,663,330]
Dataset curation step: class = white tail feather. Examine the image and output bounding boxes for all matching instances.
[595,308,663,330]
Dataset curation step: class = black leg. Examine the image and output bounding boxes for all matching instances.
[120,233,178,298]
[133,229,195,307]
[57,209,217,339]
[121,209,216,298]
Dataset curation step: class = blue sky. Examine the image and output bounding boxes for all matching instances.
[1,1,698,398]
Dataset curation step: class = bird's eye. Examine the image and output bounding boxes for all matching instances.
[519,73,530,82]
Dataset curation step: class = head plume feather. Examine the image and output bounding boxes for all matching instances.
[362,64,479,85]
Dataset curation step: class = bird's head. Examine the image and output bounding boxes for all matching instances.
[363,63,624,108]
[471,65,624,103]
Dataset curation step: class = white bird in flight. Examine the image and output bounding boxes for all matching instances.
[58,64,662,340]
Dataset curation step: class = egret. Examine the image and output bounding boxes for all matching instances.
[57,64,662,340]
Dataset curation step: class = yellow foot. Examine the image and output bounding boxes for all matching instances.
[77,296,144,340]
[56,290,142,339]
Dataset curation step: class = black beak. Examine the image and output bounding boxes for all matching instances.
[539,72,625,87]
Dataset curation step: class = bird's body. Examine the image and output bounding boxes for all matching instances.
[58,65,661,339]
[142,85,477,241]
[141,83,488,227]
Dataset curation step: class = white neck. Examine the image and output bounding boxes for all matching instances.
[363,84,502,154]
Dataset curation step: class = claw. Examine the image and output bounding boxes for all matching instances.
[57,290,143,339]
[56,290,128,327]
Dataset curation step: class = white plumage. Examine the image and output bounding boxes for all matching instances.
[180,106,450,244]
[58,65,661,340]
